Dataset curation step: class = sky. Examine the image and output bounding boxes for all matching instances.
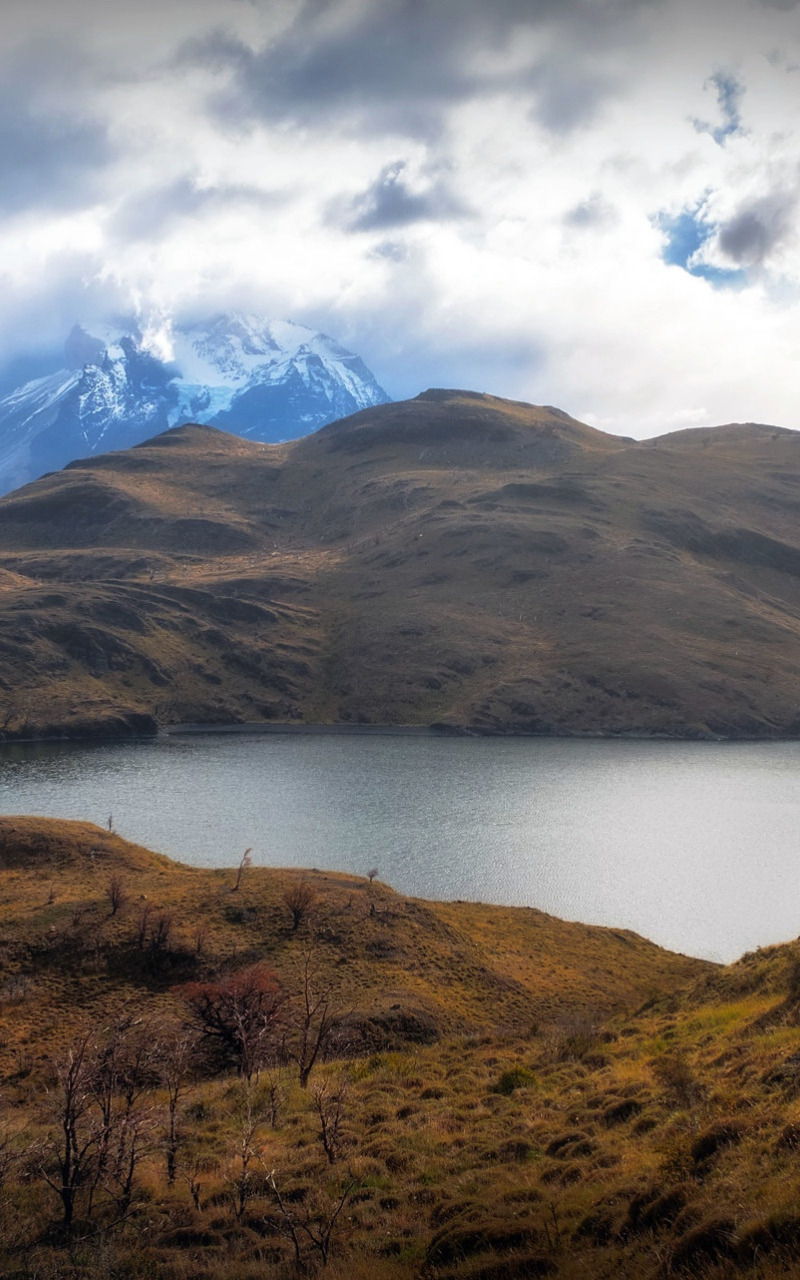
[2,0,800,436]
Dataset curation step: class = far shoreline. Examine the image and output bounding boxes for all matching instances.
[164,721,466,737]
[3,719,800,745]
[160,720,795,743]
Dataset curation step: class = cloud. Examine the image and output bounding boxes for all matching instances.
[0,45,111,215]
[716,189,799,266]
[339,161,470,232]
[3,0,800,444]
[563,193,617,228]
[527,58,619,133]
[109,177,284,242]
[185,0,640,139]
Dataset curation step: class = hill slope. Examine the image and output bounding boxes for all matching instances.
[0,816,708,1063]
[0,390,799,739]
[4,819,800,1280]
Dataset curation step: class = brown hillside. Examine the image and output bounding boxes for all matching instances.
[0,816,708,1067]
[7,819,800,1280]
[1,392,800,738]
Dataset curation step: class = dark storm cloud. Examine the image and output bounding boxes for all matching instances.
[0,37,114,215]
[717,190,798,266]
[110,177,285,242]
[184,0,639,138]
[340,161,470,232]
[0,91,110,216]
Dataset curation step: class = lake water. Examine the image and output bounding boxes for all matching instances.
[1,731,799,964]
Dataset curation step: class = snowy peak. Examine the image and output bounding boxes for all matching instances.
[171,314,357,391]
[64,324,110,370]
[0,316,390,493]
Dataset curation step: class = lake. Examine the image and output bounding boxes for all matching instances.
[1,731,798,963]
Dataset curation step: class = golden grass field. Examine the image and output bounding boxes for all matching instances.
[2,817,800,1279]
[1,391,800,739]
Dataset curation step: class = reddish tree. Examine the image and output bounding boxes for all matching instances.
[177,962,285,1082]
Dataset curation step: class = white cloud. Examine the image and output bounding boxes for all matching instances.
[1,0,800,434]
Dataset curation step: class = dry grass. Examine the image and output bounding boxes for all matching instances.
[0,817,705,1066]
[2,818,800,1278]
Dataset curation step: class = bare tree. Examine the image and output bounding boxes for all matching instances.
[179,962,286,1082]
[267,1169,360,1270]
[263,1071,285,1129]
[87,1018,156,1218]
[366,868,379,916]
[282,881,317,932]
[227,1086,264,1221]
[233,847,253,893]
[39,1032,101,1234]
[106,874,127,917]
[149,912,174,957]
[285,949,341,1089]
[152,1023,199,1185]
[39,1022,157,1234]
[135,903,152,951]
[312,1074,350,1165]
[181,1155,218,1212]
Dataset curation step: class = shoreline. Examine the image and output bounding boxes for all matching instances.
[162,720,798,744]
[2,718,800,745]
[1,716,798,747]
[163,721,454,737]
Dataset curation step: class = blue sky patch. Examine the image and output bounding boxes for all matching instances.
[693,71,745,146]
[657,208,746,288]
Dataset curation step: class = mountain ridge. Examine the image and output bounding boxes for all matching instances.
[0,314,390,493]
[1,389,800,740]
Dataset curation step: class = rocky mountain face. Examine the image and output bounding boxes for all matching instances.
[0,315,390,493]
[0,389,799,741]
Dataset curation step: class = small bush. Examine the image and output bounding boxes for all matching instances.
[602,1098,643,1126]
[491,1066,535,1095]
[690,1122,742,1165]
[670,1217,737,1271]
[737,1211,800,1261]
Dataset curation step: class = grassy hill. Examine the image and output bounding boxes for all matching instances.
[3,818,800,1279]
[1,390,800,738]
[0,816,705,1065]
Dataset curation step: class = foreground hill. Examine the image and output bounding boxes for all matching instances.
[0,816,704,1062]
[1,390,800,738]
[4,819,800,1279]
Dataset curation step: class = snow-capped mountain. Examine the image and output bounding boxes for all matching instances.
[0,315,390,493]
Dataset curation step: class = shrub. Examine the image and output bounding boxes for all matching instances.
[177,962,285,1081]
[491,1066,535,1095]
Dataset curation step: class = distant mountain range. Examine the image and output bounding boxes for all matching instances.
[0,388,799,741]
[0,314,390,493]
